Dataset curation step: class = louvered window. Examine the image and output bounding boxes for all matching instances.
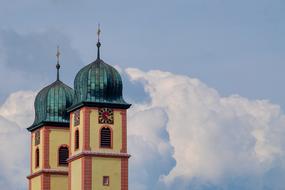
[75,130,79,150]
[35,148,39,168]
[58,146,69,166]
[100,127,111,148]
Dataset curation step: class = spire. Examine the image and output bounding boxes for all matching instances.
[56,46,61,81]
[97,24,101,60]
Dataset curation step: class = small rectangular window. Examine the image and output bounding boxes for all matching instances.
[74,110,80,126]
[103,176,109,186]
[35,131,40,145]
[35,148,39,168]
[75,130,79,150]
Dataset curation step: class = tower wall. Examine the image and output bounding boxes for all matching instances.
[49,128,69,169]
[31,128,44,173]
[70,109,84,155]
[30,176,41,190]
[68,107,129,190]
[69,158,82,190]
[89,108,123,152]
[91,157,121,189]
[51,175,68,190]
[28,126,69,190]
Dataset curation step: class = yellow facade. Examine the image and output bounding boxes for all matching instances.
[70,158,82,190]
[68,107,125,190]
[30,127,70,190]
[89,109,123,152]
[31,128,44,173]
[92,157,121,189]
[49,129,69,169]
[70,108,124,154]
[51,175,68,190]
[31,176,41,190]
[29,107,127,190]
[31,127,70,172]
[70,109,84,156]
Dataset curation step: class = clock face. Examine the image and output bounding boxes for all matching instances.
[98,108,114,124]
[35,130,40,145]
[74,110,80,126]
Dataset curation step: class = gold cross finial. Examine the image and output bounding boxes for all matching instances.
[56,46,60,64]
[97,23,101,42]
[96,24,102,59]
[56,46,61,80]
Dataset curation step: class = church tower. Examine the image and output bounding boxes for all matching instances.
[27,28,131,190]
[67,29,131,190]
[27,47,73,190]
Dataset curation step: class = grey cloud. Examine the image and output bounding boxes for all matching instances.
[0,29,83,103]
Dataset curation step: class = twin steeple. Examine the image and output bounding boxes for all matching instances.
[29,24,130,190]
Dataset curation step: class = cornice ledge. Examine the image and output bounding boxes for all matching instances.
[67,151,131,162]
[27,169,68,179]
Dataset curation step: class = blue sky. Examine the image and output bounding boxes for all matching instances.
[0,0,284,106]
[0,0,285,189]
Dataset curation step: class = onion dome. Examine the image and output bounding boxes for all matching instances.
[69,30,130,111]
[28,48,74,131]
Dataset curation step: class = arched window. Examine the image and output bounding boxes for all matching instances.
[100,127,111,148]
[35,148,39,168]
[75,130,79,150]
[58,146,69,166]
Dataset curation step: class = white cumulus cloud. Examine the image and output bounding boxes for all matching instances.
[0,91,36,128]
[0,91,36,190]
[1,68,285,190]
[126,68,285,189]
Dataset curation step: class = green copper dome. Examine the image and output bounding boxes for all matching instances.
[28,80,74,131]
[71,40,130,110]
[27,47,75,131]
[72,58,130,109]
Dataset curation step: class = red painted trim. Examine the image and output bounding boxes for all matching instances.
[121,110,128,189]
[27,169,69,179]
[99,125,113,149]
[29,179,31,190]
[82,157,92,190]
[81,158,84,190]
[83,107,91,151]
[30,133,33,174]
[86,157,92,189]
[113,108,124,112]
[41,173,50,190]
[44,126,69,130]
[121,110,127,153]
[121,158,129,190]
[68,163,71,190]
[67,151,130,162]
[41,174,43,190]
[57,144,69,167]
[82,108,85,152]
[29,132,33,190]
[68,112,72,190]
[43,127,50,169]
